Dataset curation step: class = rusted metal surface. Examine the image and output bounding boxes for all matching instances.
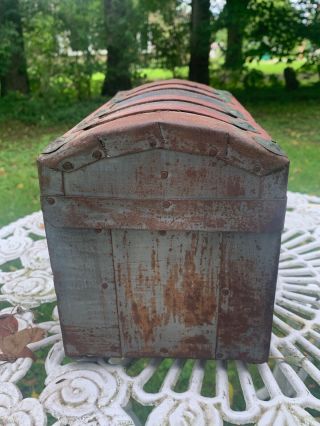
[44,223,121,357]
[113,230,220,358]
[216,232,282,362]
[38,79,289,363]
[75,100,258,132]
[42,197,286,233]
[38,113,287,175]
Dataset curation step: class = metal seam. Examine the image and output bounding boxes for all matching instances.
[109,229,124,356]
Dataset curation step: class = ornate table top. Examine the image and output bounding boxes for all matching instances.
[0,191,320,425]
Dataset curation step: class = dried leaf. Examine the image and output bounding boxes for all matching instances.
[0,324,46,362]
[0,314,18,338]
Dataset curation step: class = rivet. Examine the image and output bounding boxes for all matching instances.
[163,201,171,209]
[150,141,156,148]
[254,165,261,173]
[216,352,223,359]
[161,171,168,179]
[95,228,102,233]
[46,197,55,205]
[62,161,74,171]
[102,282,108,289]
[92,150,103,160]
[221,288,229,296]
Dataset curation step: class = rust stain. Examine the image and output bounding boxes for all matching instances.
[185,166,207,180]
[182,335,209,345]
[62,325,120,357]
[118,234,165,345]
[131,301,155,342]
[118,231,217,347]
[226,176,245,196]
[46,196,286,233]
[151,248,156,271]
[164,233,216,327]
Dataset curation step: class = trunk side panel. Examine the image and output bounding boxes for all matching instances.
[112,229,221,358]
[216,232,281,363]
[45,223,121,357]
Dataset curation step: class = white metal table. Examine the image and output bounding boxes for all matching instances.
[0,191,320,425]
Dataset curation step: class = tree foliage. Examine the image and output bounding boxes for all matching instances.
[147,0,190,76]
[246,0,303,60]
[0,21,18,78]
[0,0,29,95]
[0,0,319,97]
[22,0,104,99]
[297,0,320,71]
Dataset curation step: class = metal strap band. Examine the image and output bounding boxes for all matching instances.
[42,196,287,233]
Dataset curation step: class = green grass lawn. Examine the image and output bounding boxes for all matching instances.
[242,93,320,196]
[137,59,308,81]
[140,66,188,80]
[0,97,104,227]
[246,59,306,74]
[0,124,63,227]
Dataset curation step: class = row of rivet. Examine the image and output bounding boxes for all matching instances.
[60,144,220,172]
[60,150,261,178]
[61,149,105,171]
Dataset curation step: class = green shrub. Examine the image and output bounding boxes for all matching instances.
[243,68,265,89]
[0,93,105,126]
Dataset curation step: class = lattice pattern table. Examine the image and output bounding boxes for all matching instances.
[0,191,320,425]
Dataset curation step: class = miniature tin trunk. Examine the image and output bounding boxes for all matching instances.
[38,79,289,363]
